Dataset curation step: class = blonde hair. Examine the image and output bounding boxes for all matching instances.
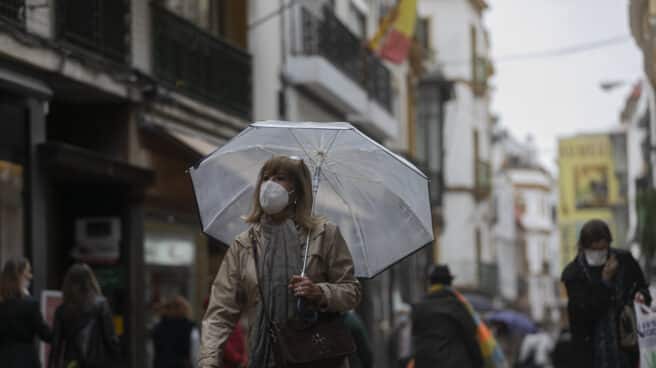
[244,156,320,231]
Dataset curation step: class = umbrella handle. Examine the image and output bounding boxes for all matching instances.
[297,161,323,322]
[300,165,322,278]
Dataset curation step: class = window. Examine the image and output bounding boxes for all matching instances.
[349,2,366,39]
[0,0,24,25]
[415,17,431,50]
[57,0,129,62]
[416,83,441,162]
[469,24,488,95]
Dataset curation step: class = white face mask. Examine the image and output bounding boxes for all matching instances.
[259,180,291,215]
[584,249,608,266]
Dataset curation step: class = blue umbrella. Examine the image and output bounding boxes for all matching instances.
[459,292,496,314]
[487,310,537,334]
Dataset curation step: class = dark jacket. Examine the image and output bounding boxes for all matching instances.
[49,296,120,368]
[412,288,483,368]
[152,316,196,368]
[344,311,373,368]
[561,248,651,368]
[0,296,52,368]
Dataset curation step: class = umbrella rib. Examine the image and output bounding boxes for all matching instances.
[320,170,371,277]
[288,128,318,168]
[323,129,342,156]
[287,128,342,170]
[203,185,251,233]
[217,144,304,157]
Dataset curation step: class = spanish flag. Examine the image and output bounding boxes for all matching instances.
[369,0,417,64]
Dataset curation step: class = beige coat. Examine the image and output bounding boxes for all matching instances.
[198,220,361,368]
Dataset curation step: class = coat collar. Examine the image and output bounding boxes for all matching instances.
[246,219,327,246]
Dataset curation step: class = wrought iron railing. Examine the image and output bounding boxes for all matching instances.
[0,0,23,26]
[365,52,392,111]
[152,4,252,118]
[300,7,392,112]
[56,0,129,63]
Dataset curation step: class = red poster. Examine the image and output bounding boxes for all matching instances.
[40,290,63,367]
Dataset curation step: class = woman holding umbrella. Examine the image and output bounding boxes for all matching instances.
[199,156,361,368]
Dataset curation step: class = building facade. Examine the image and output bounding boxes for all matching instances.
[418,0,494,293]
[0,1,252,366]
[558,133,629,270]
[629,0,656,189]
[492,129,560,325]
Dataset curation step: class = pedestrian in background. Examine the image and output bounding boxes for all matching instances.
[49,263,120,368]
[562,219,651,368]
[0,258,52,368]
[152,295,200,368]
[412,265,483,368]
[344,310,373,368]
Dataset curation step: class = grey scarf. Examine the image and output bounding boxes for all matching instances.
[249,218,305,367]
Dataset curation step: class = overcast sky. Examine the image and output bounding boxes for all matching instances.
[484,0,643,173]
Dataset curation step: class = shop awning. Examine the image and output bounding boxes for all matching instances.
[167,129,217,157]
[140,120,222,158]
[38,142,155,187]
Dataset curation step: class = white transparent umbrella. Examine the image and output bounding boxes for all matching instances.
[189,121,433,278]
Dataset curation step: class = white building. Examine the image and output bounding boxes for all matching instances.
[418,0,495,290]
[249,2,430,366]
[620,80,652,255]
[250,0,402,143]
[492,129,561,324]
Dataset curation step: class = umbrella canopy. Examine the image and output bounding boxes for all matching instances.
[486,310,537,334]
[189,121,434,278]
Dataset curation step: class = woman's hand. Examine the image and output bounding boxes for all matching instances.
[635,292,647,304]
[289,275,324,302]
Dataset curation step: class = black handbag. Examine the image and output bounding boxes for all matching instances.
[75,299,120,368]
[251,230,355,367]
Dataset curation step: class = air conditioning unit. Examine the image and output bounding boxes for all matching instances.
[71,217,121,264]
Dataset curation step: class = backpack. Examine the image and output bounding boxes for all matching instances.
[73,299,118,368]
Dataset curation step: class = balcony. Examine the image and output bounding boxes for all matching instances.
[0,0,23,26]
[152,6,252,118]
[286,6,396,138]
[56,0,129,63]
[152,4,252,118]
[475,160,492,200]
